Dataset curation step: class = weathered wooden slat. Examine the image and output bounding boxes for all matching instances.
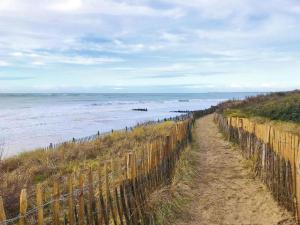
[104,163,110,223]
[68,176,75,225]
[108,191,117,225]
[52,181,60,225]
[0,196,6,225]
[99,192,109,225]
[78,174,85,225]
[88,168,95,225]
[115,187,124,225]
[97,165,103,225]
[120,184,130,225]
[36,184,44,225]
[19,189,27,225]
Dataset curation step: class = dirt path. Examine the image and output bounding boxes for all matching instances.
[179,114,295,225]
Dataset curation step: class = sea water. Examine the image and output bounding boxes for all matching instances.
[0,93,257,157]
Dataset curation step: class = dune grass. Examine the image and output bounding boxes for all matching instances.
[218,90,300,136]
[0,120,179,217]
[222,90,300,123]
[147,126,199,225]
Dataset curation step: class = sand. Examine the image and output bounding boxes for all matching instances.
[177,114,295,225]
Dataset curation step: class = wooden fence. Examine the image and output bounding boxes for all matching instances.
[214,113,300,223]
[0,106,218,225]
[0,118,196,225]
[42,114,191,151]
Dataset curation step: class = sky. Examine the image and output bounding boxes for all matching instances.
[0,0,300,93]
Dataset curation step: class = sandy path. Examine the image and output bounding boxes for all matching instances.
[179,114,295,225]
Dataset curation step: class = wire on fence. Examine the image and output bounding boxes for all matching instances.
[0,107,215,225]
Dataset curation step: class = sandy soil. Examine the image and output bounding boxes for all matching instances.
[177,114,295,225]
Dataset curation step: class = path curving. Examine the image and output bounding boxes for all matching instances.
[179,114,295,225]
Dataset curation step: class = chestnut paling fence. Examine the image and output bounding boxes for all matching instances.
[0,120,191,225]
[0,107,217,225]
[214,113,300,223]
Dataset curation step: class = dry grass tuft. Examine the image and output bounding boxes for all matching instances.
[147,128,200,225]
[0,120,178,217]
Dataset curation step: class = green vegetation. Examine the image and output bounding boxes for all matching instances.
[222,90,300,123]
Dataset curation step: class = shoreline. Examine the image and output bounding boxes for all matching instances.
[0,93,254,157]
[0,96,225,157]
[0,109,201,218]
[0,111,192,160]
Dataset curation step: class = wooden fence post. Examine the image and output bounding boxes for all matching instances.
[36,184,44,225]
[126,154,132,180]
[68,176,75,225]
[52,181,60,225]
[0,196,6,225]
[123,156,127,181]
[141,148,146,176]
[104,163,110,224]
[19,189,27,225]
[88,168,95,225]
[131,153,136,180]
[147,145,152,173]
[105,163,109,202]
[114,187,124,225]
[78,174,85,225]
[97,165,103,225]
[107,162,117,225]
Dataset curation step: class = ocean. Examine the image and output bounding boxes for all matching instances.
[0,93,258,157]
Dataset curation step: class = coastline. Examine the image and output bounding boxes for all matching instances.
[0,94,232,157]
[0,109,202,218]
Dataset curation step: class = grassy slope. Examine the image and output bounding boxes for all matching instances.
[0,121,177,216]
[223,90,300,123]
[148,126,200,225]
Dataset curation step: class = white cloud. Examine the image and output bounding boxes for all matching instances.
[10,52,24,57]
[4,51,124,66]
[161,0,249,19]
[161,32,185,43]
[31,61,45,66]
[0,60,9,66]
[0,0,182,17]
[1,0,300,91]
[49,0,83,12]
[57,56,123,65]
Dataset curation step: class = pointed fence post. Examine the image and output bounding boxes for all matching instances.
[68,176,75,225]
[126,154,132,180]
[105,163,109,203]
[131,153,136,180]
[78,174,85,225]
[36,184,44,225]
[19,189,27,225]
[147,145,152,173]
[104,163,111,224]
[52,181,60,225]
[88,168,95,225]
[97,165,103,225]
[0,196,6,225]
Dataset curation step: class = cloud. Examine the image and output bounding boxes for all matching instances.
[0,76,35,80]
[49,0,82,12]
[0,0,183,17]
[0,0,300,92]
[6,51,124,66]
[0,60,10,66]
[59,56,123,65]
[161,32,185,43]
